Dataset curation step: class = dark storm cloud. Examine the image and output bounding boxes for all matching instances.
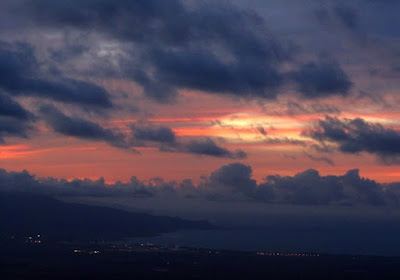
[185,138,247,159]
[40,105,129,148]
[312,1,400,52]
[258,168,388,206]
[292,61,352,97]
[207,163,257,197]
[257,169,344,204]
[2,0,355,101]
[333,5,359,31]
[132,125,176,144]
[38,111,245,158]
[202,164,389,206]
[146,48,283,100]
[0,168,156,198]
[18,0,288,60]
[22,0,187,42]
[0,41,112,108]
[10,0,290,101]
[0,117,32,143]
[0,163,397,207]
[0,92,34,142]
[304,116,400,162]
[315,4,359,32]
[0,92,32,120]
[129,125,244,159]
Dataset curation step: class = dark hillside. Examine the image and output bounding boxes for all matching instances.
[0,191,213,240]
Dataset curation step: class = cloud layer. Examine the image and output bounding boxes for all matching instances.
[1,163,399,207]
[39,105,246,158]
[305,116,400,163]
[1,0,354,103]
[0,41,112,107]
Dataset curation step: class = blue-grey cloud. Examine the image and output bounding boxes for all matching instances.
[0,117,32,143]
[40,105,129,148]
[2,0,355,102]
[292,61,352,97]
[129,125,244,159]
[186,138,247,159]
[0,92,32,120]
[304,116,400,163]
[145,47,283,100]
[315,4,360,32]
[132,125,176,144]
[207,163,257,197]
[39,111,246,158]
[0,92,34,142]
[0,164,397,207]
[333,5,359,31]
[257,168,387,206]
[0,41,112,108]
[0,80,36,142]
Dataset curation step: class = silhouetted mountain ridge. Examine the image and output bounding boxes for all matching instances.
[0,191,213,240]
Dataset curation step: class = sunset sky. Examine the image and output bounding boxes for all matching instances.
[1,0,400,186]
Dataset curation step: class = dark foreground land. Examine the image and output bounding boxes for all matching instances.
[0,192,213,240]
[2,240,400,280]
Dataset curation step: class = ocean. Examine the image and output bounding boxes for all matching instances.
[127,228,400,256]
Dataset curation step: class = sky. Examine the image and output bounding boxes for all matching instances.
[1,0,400,231]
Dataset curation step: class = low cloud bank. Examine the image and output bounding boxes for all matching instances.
[1,163,399,207]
